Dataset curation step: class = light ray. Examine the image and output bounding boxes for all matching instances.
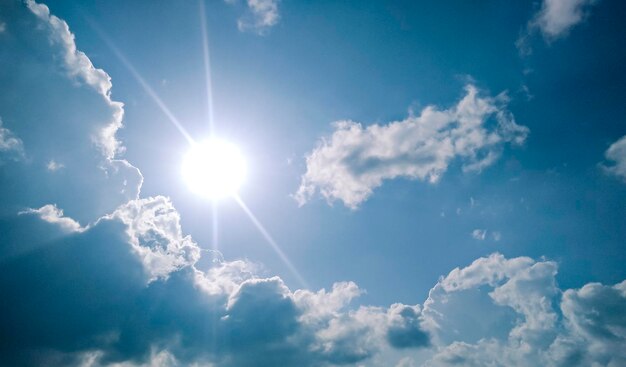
[211,201,219,252]
[234,195,309,289]
[85,17,195,144]
[198,0,216,136]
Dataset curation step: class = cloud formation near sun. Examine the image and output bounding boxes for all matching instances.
[296,86,529,209]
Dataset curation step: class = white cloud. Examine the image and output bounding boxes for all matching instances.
[0,1,143,222]
[532,0,598,40]
[471,229,487,240]
[26,0,124,159]
[295,85,529,209]
[421,253,626,366]
[0,21,6,33]
[46,159,64,171]
[3,198,626,367]
[0,117,24,160]
[106,196,201,281]
[603,134,626,181]
[517,0,600,56]
[233,0,280,34]
[19,204,84,233]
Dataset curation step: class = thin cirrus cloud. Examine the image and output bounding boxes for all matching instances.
[295,86,529,209]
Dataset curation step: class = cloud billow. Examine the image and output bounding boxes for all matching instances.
[295,86,529,209]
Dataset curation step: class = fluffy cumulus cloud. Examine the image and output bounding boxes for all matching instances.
[2,2,625,366]
[0,196,431,367]
[603,135,626,182]
[421,254,626,366]
[0,0,142,221]
[295,86,529,209]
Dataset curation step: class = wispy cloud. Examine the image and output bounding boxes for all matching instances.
[471,229,487,240]
[19,204,83,233]
[0,117,24,160]
[602,134,626,182]
[46,159,64,171]
[228,0,280,34]
[532,0,599,40]
[518,0,600,55]
[296,85,529,209]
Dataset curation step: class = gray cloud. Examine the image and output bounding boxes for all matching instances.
[0,199,430,367]
[296,86,529,209]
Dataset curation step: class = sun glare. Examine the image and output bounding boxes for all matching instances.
[182,139,246,199]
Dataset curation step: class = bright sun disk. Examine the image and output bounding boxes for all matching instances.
[182,139,246,199]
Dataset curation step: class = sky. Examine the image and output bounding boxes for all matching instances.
[1,0,625,366]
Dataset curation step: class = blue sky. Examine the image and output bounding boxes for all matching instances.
[1,0,626,366]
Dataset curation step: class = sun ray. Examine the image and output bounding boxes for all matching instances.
[198,0,216,136]
[85,17,195,145]
[234,194,309,289]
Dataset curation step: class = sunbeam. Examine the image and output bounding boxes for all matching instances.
[199,0,215,136]
[85,17,195,145]
[234,195,309,289]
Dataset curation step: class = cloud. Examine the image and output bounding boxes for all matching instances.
[19,204,84,233]
[0,117,25,161]
[46,159,64,171]
[471,229,487,240]
[2,2,624,366]
[421,253,626,366]
[518,0,600,55]
[602,134,626,182]
[230,0,280,34]
[4,202,625,367]
[25,0,123,158]
[0,0,142,221]
[532,0,599,40]
[296,85,529,209]
[0,199,431,367]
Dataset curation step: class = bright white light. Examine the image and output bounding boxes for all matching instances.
[182,139,246,199]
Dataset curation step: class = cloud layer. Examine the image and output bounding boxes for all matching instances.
[296,86,529,209]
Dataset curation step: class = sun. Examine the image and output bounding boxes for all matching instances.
[182,139,246,199]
